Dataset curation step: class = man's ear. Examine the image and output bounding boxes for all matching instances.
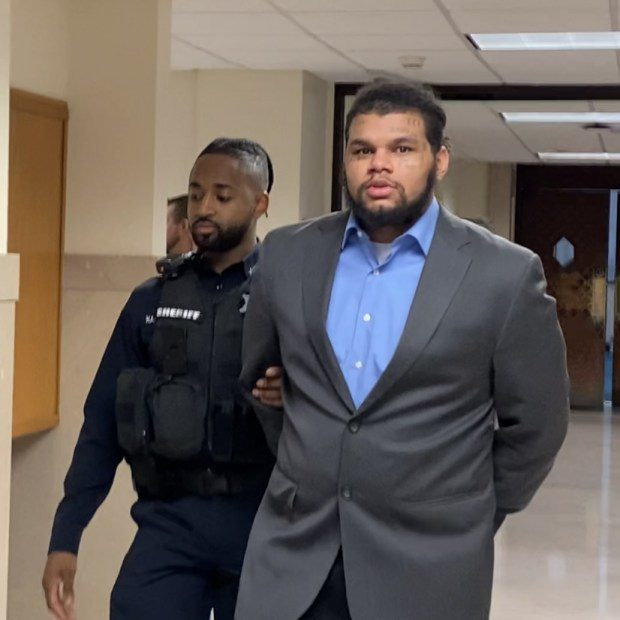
[435,145,450,181]
[255,191,269,220]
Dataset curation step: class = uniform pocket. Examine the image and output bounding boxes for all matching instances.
[148,376,207,461]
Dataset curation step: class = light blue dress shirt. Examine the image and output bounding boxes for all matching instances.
[326,199,440,408]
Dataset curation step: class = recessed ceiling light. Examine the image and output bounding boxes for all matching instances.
[468,32,620,51]
[501,112,620,124]
[537,152,620,162]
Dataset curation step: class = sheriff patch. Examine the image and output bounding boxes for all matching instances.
[156,306,202,321]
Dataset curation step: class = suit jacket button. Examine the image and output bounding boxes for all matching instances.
[348,421,360,433]
[341,486,352,501]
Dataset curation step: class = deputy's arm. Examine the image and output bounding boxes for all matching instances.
[240,243,283,455]
[492,254,569,531]
[43,289,150,617]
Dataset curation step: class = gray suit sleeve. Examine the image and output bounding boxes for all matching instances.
[241,244,283,455]
[492,253,569,526]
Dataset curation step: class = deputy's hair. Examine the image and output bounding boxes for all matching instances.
[345,80,446,154]
[167,194,188,221]
[197,138,274,193]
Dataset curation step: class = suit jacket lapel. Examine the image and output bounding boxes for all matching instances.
[302,211,357,414]
[358,207,473,414]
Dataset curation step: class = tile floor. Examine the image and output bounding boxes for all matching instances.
[492,411,620,619]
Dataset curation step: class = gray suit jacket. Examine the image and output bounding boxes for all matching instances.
[235,207,569,620]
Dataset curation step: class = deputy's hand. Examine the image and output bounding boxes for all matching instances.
[43,552,77,620]
[253,366,284,408]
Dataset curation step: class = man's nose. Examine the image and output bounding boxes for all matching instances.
[368,149,392,173]
[195,194,216,216]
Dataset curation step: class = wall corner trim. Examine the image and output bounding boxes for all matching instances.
[0,254,20,301]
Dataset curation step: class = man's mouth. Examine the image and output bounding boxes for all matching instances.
[364,179,394,200]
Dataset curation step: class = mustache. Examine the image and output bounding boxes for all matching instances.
[191,217,220,230]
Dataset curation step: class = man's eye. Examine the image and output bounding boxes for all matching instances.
[217,195,231,203]
[396,146,413,153]
[354,148,372,156]
[190,194,201,202]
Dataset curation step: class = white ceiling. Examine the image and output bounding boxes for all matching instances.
[170,0,620,163]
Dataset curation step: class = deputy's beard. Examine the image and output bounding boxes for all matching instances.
[344,166,436,234]
[191,218,251,254]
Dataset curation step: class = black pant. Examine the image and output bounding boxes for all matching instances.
[110,489,263,620]
[300,550,352,620]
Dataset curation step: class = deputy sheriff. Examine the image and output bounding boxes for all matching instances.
[43,138,282,620]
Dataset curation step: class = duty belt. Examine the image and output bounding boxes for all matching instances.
[132,460,271,499]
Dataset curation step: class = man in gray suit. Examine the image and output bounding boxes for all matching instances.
[236,80,569,620]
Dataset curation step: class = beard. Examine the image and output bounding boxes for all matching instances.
[344,166,436,234]
[191,218,251,254]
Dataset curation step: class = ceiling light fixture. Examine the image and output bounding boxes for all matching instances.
[468,32,620,51]
[501,112,620,124]
[398,56,425,69]
[537,152,620,162]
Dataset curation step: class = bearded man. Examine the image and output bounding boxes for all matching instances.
[235,81,569,620]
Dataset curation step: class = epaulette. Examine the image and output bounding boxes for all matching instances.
[155,251,195,279]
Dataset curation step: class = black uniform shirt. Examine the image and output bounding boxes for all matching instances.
[48,250,257,555]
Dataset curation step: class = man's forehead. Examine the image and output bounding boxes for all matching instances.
[349,111,426,135]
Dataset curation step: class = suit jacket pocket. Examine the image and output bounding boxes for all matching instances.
[267,463,298,516]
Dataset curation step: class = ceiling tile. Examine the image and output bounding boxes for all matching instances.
[347,50,500,83]
[443,0,609,10]
[442,102,534,161]
[488,101,593,114]
[170,38,242,70]
[510,123,603,153]
[216,48,362,72]
[483,51,620,84]
[172,12,300,36]
[292,11,455,36]
[181,33,322,52]
[173,0,273,11]
[321,32,466,52]
[452,10,611,33]
[273,0,436,10]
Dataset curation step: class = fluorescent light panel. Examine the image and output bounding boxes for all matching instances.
[538,152,620,162]
[501,112,620,124]
[469,32,620,51]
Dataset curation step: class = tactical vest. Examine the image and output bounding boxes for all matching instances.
[115,256,273,496]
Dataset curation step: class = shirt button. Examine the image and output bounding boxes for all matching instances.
[348,421,360,433]
[354,360,363,369]
[216,283,223,291]
[341,486,352,501]
[373,269,380,276]
[363,313,371,322]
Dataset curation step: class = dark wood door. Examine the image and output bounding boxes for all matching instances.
[516,166,617,410]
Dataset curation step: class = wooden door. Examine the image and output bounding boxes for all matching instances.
[8,89,67,437]
[516,166,618,410]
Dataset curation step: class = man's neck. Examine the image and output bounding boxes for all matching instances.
[201,235,256,274]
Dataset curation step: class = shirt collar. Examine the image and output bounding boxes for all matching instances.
[342,197,440,256]
[191,242,259,279]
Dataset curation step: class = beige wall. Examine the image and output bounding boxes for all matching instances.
[63,0,159,257]
[0,0,14,617]
[299,72,330,221]
[194,69,332,237]
[437,159,514,239]
[9,0,69,100]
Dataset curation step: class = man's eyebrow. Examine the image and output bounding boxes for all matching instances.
[214,182,233,190]
[348,139,373,148]
[188,181,202,190]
